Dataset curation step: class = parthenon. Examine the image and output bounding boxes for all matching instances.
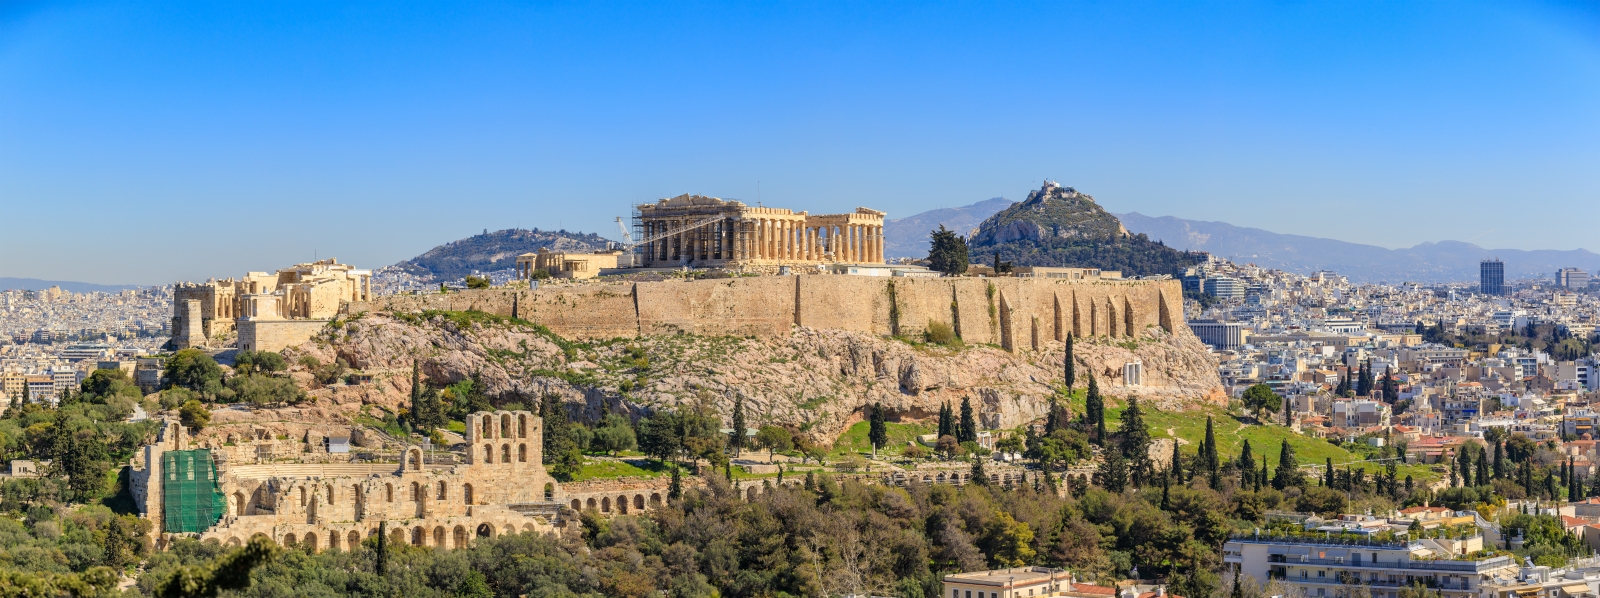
[635,194,886,268]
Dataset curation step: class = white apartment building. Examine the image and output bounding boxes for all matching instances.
[1225,534,1516,598]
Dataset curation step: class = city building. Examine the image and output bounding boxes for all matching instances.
[1481,259,1505,296]
[941,567,1074,598]
[1204,277,1246,300]
[1225,533,1516,598]
[1189,319,1247,350]
[1557,268,1591,290]
[632,194,886,268]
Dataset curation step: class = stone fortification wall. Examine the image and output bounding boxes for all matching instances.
[238,319,331,353]
[354,276,1187,348]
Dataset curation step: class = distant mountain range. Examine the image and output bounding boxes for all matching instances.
[883,197,1013,258]
[1115,213,1600,283]
[882,195,1600,283]
[0,278,142,293]
[393,228,611,281]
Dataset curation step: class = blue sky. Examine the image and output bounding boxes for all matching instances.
[2,1,1597,285]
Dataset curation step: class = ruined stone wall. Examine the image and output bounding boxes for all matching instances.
[361,276,1188,348]
[238,319,331,353]
[636,277,798,337]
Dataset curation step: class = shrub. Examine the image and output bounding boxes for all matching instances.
[465,275,491,289]
[925,320,960,346]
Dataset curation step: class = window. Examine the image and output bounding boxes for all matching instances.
[1318,571,1326,578]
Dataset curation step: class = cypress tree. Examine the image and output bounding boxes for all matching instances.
[1493,441,1507,480]
[1160,474,1171,510]
[668,465,683,501]
[1121,398,1152,486]
[958,397,977,443]
[1169,441,1183,483]
[1260,461,1270,492]
[1569,457,1581,501]
[1098,450,1128,493]
[1325,457,1335,487]
[971,456,989,486]
[1458,449,1473,487]
[1203,417,1218,474]
[1273,440,1300,489]
[730,394,747,455]
[868,402,888,453]
[1064,335,1076,389]
[937,402,954,439]
[1475,450,1489,488]
[376,520,388,576]
[410,359,421,409]
[1238,440,1256,490]
[1086,374,1104,443]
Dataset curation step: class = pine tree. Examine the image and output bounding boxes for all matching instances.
[1097,450,1128,493]
[958,397,977,443]
[1064,335,1076,389]
[1160,474,1171,510]
[730,394,747,455]
[971,456,989,486]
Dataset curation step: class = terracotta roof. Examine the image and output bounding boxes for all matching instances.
[1072,584,1118,596]
[1562,516,1590,528]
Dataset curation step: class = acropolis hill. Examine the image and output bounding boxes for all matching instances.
[292,274,1224,440]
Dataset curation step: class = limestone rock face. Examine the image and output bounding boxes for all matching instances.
[282,313,1224,442]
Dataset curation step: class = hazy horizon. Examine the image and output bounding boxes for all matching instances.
[3,2,1597,285]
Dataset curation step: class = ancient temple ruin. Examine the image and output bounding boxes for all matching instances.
[633,194,886,267]
[171,258,371,351]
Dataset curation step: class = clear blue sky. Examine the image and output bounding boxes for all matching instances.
[2,1,1597,285]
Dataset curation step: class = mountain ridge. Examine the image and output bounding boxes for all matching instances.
[393,228,611,281]
[964,182,1203,277]
[0,278,144,293]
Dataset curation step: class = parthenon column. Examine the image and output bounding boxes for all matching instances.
[874,225,883,262]
[784,220,793,260]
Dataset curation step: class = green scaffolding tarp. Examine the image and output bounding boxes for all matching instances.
[162,449,226,533]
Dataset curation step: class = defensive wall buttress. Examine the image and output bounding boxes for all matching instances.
[350,276,1186,349]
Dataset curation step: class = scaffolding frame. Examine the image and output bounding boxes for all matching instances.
[162,450,227,534]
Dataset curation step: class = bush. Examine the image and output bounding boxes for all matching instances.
[529,269,551,281]
[227,375,306,406]
[925,320,960,346]
[903,444,929,460]
[465,275,491,289]
[179,400,211,432]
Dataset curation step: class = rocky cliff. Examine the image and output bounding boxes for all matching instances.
[284,311,1223,441]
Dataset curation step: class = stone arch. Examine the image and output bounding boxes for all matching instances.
[501,414,512,438]
[586,497,597,510]
[476,523,494,538]
[348,530,360,548]
[411,481,422,501]
[601,496,611,513]
[617,495,629,514]
[522,523,536,533]
[502,525,514,536]
[326,484,335,504]
[434,526,446,547]
[411,526,424,546]
[518,414,527,438]
[747,486,759,501]
[298,486,307,506]
[437,481,447,501]
[226,536,242,547]
[571,499,581,510]
[922,475,932,483]
[327,530,339,551]
[501,443,511,464]
[1124,297,1136,337]
[544,482,555,501]
[633,494,644,510]
[483,444,493,463]
[649,493,662,507]
[283,533,297,547]
[453,525,468,548]
[250,532,269,545]
[407,448,423,471]
[390,528,405,545]
[519,444,527,463]
[481,415,493,439]
[385,483,394,502]
[233,491,246,516]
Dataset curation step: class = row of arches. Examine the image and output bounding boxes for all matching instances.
[570,492,661,514]
[478,413,530,441]
[226,520,541,552]
[481,442,529,464]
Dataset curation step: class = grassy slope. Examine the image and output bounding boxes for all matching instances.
[831,420,934,457]
[1066,390,1437,482]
